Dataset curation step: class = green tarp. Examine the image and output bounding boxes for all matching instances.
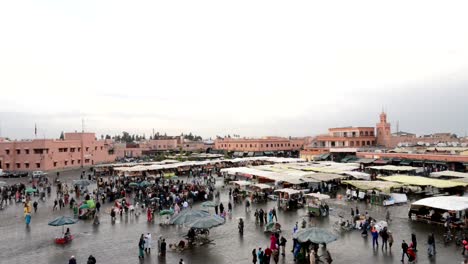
[399,160,412,165]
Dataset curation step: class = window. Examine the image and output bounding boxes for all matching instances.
[95,146,97,150]
[36,163,40,168]
[86,147,89,151]
[5,150,10,155]
[25,149,30,154]
[250,144,252,147]
[33,149,43,154]
[78,148,81,151]
[16,163,20,169]
[64,161,68,166]
[71,160,74,165]
[100,146,103,150]
[5,163,10,169]
[54,162,57,167]
[16,149,20,154]
[77,160,81,164]
[260,144,263,148]
[85,159,90,163]
[25,163,29,169]
[70,148,75,152]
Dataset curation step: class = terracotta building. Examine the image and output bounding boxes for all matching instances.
[214,137,308,152]
[0,132,115,172]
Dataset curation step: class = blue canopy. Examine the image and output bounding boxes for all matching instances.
[48,216,78,227]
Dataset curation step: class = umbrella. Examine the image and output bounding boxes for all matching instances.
[186,215,225,229]
[169,209,210,225]
[139,181,152,187]
[159,209,175,216]
[374,221,388,232]
[293,227,338,244]
[201,201,218,208]
[129,182,139,187]
[73,179,91,187]
[25,188,36,194]
[48,216,78,233]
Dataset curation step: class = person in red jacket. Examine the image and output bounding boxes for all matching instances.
[264,247,272,263]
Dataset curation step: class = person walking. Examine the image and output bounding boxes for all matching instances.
[411,233,417,252]
[401,240,409,262]
[87,255,96,264]
[69,256,77,264]
[59,197,64,210]
[388,231,394,250]
[272,208,278,222]
[265,247,272,263]
[351,208,355,218]
[355,206,359,216]
[280,236,287,256]
[179,259,185,264]
[228,202,232,213]
[380,227,389,250]
[145,233,152,254]
[252,248,257,264]
[245,199,250,212]
[33,200,38,213]
[219,203,224,214]
[157,236,163,255]
[371,227,379,249]
[386,210,391,222]
[427,233,435,257]
[160,238,166,256]
[138,234,145,259]
[53,199,58,210]
[96,200,101,212]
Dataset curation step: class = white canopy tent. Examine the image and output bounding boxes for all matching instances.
[430,170,468,179]
[274,188,302,195]
[304,193,330,200]
[411,196,468,211]
[230,180,252,186]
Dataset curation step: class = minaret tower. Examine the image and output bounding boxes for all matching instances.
[376,111,391,147]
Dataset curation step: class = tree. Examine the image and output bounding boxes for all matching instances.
[100,134,104,140]
[59,131,64,140]
[105,135,111,140]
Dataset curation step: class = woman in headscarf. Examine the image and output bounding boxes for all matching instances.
[138,234,145,259]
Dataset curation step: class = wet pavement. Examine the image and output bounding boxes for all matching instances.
[1,170,467,264]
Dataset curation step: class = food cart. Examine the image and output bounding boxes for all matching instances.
[248,183,273,203]
[274,188,303,210]
[409,196,468,228]
[304,193,330,217]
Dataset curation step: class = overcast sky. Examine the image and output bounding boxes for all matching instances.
[1,1,467,140]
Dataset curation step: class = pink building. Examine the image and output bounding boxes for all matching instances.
[214,137,307,152]
[114,139,179,158]
[0,132,115,172]
[310,127,376,148]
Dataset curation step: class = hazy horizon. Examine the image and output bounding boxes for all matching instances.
[1,1,467,140]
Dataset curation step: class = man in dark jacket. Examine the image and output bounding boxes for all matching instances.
[401,240,409,262]
[380,227,389,250]
[280,236,287,256]
[87,255,96,264]
[68,256,77,264]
